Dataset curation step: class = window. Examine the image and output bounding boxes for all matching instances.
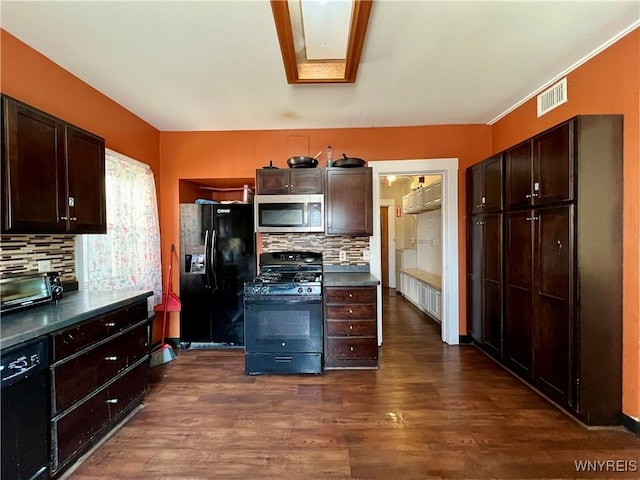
[77,150,162,309]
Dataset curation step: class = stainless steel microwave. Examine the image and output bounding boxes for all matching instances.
[254,194,324,233]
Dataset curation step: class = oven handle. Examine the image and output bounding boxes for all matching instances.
[244,296,322,304]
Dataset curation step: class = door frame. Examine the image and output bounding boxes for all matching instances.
[370,159,459,346]
[380,199,396,288]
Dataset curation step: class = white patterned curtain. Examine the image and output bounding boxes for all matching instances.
[81,150,162,308]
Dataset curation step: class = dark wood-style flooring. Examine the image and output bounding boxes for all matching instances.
[68,289,640,479]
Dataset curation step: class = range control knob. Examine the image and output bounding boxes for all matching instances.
[261,286,269,294]
[307,287,313,293]
[297,287,303,294]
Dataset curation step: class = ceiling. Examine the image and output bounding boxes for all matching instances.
[1,1,638,132]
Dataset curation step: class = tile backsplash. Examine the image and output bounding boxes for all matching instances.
[0,233,367,283]
[261,233,370,265]
[0,235,76,281]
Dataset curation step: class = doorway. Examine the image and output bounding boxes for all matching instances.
[380,206,389,287]
[370,159,459,346]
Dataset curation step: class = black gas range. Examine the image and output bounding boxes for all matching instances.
[243,252,323,375]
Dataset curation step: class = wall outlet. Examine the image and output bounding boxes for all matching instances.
[339,250,347,262]
[362,249,370,261]
[37,260,52,272]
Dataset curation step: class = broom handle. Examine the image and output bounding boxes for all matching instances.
[160,244,176,346]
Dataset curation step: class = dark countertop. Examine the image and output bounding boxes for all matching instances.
[0,290,153,350]
[323,269,380,287]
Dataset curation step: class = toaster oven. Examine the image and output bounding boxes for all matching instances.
[0,272,60,313]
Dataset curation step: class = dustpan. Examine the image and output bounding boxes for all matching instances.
[151,244,180,367]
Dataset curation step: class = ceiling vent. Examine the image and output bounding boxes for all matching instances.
[537,77,567,117]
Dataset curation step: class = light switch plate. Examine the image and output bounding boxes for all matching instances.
[362,249,370,260]
[339,251,347,262]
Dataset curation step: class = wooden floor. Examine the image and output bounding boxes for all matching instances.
[68,289,640,479]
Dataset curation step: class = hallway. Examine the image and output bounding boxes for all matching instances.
[67,289,640,479]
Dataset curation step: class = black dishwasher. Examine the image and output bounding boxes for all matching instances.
[1,337,50,480]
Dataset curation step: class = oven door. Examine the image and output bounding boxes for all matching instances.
[244,296,323,353]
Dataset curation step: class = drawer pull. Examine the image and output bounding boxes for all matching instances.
[106,399,119,404]
[349,325,353,330]
[350,346,354,351]
[348,293,353,298]
[281,342,286,347]
[349,309,353,314]
[105,356,118,361]
[105,322,116,327]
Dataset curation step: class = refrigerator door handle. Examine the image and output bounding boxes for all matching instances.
[204,229,211,289]
[211,229,219,292]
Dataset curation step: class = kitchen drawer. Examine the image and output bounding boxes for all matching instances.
[326,337,378,360]
[106,359,149,420]
[52,387,110,471]
[325,287,376,304]
[53,301,147,361]
[245,353,322,375]
[326,304,376,320]
[52,321,148,414]
[326,319,376,336]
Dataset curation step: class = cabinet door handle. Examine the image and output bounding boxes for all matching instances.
[526,216,539,221]
[285,184,289,188]
[60,216,68,221]
[106,398,119,404]
[105,356,118,361]
[70,217,78,221]
[476,221,485,225]
[525,193,539,199]
[105,322,116,327]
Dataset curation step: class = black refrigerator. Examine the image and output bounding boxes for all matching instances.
[179,203,255,347]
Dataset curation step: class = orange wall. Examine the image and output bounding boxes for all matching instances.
[4,21,638,421]
[0,30,160,184]
[159,126,492,337]
[492,29,640,419]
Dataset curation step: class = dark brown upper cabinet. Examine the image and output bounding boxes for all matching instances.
[506,121,572,210]
[466,154,503,215]
[2,95,106,234]
[325,167,372,236]
[256,168,323,195]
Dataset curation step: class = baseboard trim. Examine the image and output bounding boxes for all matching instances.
[458,335,473,344]
[622,414,640,436]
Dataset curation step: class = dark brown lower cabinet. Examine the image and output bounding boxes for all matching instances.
[466,217,483,344]
[324,286,378,369]
[50,300,150,476]
[532,206,573,405]
[467,214,502,357]
[504,210,533,377]
[505,205,573,407]
[482,214,502,357]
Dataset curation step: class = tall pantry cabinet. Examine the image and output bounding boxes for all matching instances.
[466,154,503,357]
[468,115,623,426]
